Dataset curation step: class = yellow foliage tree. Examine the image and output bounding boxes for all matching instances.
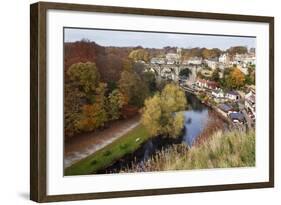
[141,84,187,138]
[226,68,246,89]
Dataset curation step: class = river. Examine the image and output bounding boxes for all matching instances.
[97,92,226,174]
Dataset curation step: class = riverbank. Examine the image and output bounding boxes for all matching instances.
[64,116,140,168]
[65,124,149,175]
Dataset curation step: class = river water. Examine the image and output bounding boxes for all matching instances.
[97,92,225,174]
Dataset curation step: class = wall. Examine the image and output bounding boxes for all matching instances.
[0,0,279,204]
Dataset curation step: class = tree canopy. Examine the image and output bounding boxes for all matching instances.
[227,46,248,56]
[141,84,187,138]
[225,68,246,89]
[128,49,150,62]
[179,68,192,78]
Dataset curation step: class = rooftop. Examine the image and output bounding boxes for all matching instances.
[219,104,233,112]
[229,112,245,122]
[227,91,239,96]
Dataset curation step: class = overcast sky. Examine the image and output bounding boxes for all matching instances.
[64,28,256,50]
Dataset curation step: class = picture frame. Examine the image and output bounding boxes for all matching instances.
[30,1,274,202]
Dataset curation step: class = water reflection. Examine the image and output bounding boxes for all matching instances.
[183,109,209,146]
[99,93,222,174]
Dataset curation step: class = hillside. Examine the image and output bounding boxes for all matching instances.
[124,129,255,172]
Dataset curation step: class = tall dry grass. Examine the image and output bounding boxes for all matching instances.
[122,129,255,172]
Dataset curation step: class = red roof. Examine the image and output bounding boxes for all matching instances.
[196,78,219,89]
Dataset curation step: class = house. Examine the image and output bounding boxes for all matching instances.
[196,78,220,90]
[205,58,218,70]
[219,53,230,64]
[150,57,165,65]
[225,91,240,101]
[229,112,245,124]
[207,81,220,90]
[233,53,256,67]
[166,59,176,65]
[212,90,224,98]
[166,52,181,64]
[218,104,234,114]
[186,57,203,65]
[245,89,256,118]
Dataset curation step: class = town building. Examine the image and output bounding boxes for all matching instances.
[229,112,245,124]
[225,91,240,101]
[150,57,165,65]
[232,53,256,67]
[204,58,219,70]
[165,48,182,65]
[212,90,224,98]
[196,78,220,90]
[185,57,203,65]
[219,53,230,65]
[245,89,256,118]
[218,104,234,115]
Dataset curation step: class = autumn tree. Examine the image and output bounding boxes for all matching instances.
[202,48,221,59]
[128,49,149,62]
[67,62,100,93]
[65,62,101,137]
[225,68,246,89]
[141,84,187,138]
[75,103,107,132]
[227,46,248,56]
[245,65,255,85]
[64,83,85,138]
[133,62,156,93]
[74,82,108,132]
[107,89,127,120]
[118,69,149,107]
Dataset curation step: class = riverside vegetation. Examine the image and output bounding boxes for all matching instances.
[122,130,255,172]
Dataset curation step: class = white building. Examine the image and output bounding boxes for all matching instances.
[150,57,165,64]
[205,58,218,70]
[219,53,230,65]
[186,57,203,65]
[233,53,256,67]
[212,90,224,98]
[245,89,256,118]
[165,48,182,65]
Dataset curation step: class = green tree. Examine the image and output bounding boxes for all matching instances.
[141,84,187,138]
[245,65,255,85]
[211,68,220,82]
[179,68,192,78]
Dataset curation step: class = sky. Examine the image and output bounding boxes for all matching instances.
[64,28,256,50]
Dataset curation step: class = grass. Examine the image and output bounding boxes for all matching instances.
[123,129,255,172]
[65,124,149,175]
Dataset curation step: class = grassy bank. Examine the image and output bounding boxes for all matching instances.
[123,129,255,172]
[65,124,149,175]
